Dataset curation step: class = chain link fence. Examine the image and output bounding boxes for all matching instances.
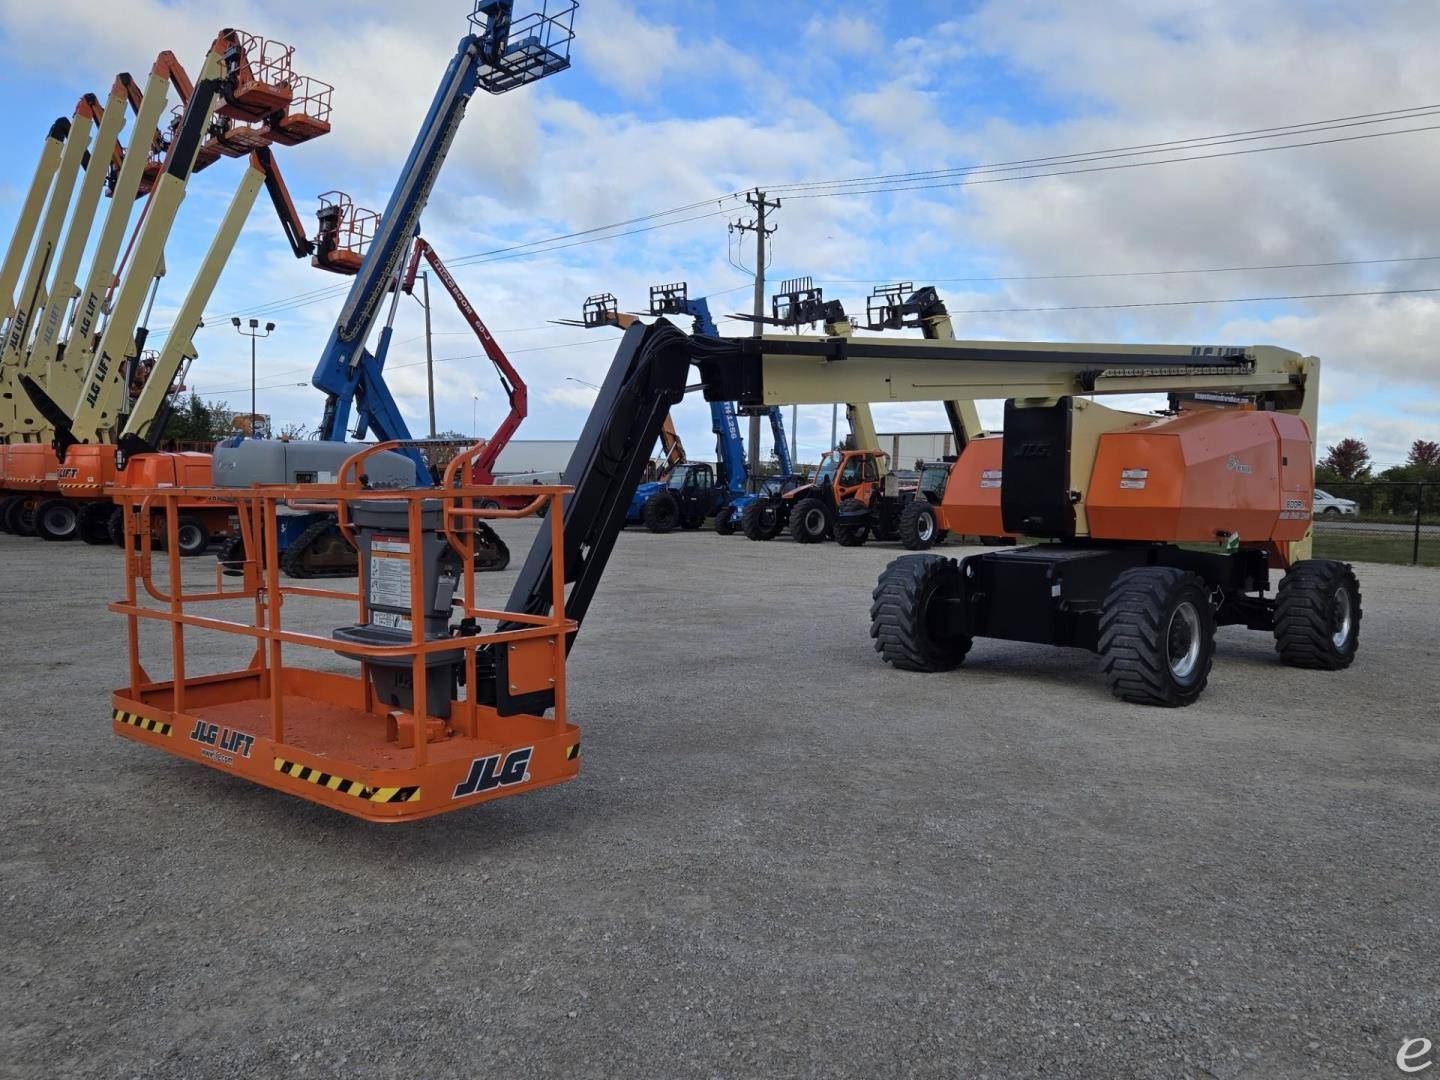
[1311,481,1437,567]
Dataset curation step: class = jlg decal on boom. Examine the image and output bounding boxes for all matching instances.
[84,353,111,407]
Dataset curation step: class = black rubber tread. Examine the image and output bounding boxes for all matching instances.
[5,496,37,536]
[714,508,736,535]
[1097,566,1215,707]
[1274,559,1361,670]
[471,522,511,572]
[78,501,113,545]
[790,496,830,544]
[679,506,704,530]
[0,496,16,533]
[217,533,248,576]
[108,507,127,547]
[642,492,679,534]
[741,498,781,541]
[175,514,210,557]
[897,499,940,550]
[35,498,79,542]
[870,554,972,671]
[833,497,870,547]
[281,520,357,579]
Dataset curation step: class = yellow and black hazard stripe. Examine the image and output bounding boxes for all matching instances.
[273,758,420,804]
[113,708,172,737]
[565,742,580,761]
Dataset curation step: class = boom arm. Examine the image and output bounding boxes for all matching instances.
[119,156,268,453]
[490,325,1316,684]
[0,117,70,332]
[402,238,526,480]
[312,2,574,449]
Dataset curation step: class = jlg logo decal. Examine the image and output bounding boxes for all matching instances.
[452,747,533,799]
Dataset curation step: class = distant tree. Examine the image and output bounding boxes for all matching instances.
[1407,439,1440,467]
[1319,437,1372,480]
[277,421,310,441]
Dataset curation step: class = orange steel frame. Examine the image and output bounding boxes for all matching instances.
[109,441,578,822]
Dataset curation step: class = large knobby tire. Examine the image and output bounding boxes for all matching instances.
[833,497,871,547]
[1274,559,1361,670]
[35,498,80,542]
[642,492,679,534]
[0,496,16,534]
[9,498,38,536]
[1098,566,1216,707]
[790,496,830,544]
[870,554,972,671]
[175,514,210,557]
[741,498,781,541]
[714,508,736,536]
[898,499,942,550]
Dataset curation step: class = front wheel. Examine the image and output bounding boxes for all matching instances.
[175,514,210,557]
[1098,567,1215,707]
[870,554,972,671]
[35,498,80,542]
[1321,506,1341,516]
[741,498,781,541]
[1274,559,1361,669]
[789,496,830,544]
[897,499,940,550]
[78,502,113,545]
[714,508,736,536]
[833,497,871,547]
[642,492,679,534]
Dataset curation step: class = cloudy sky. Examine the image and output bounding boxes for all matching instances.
[1,0,1438,465]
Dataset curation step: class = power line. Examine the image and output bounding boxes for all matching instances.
[763,104,1440,194]
[817,253,1440,286]
[785,122,1440,199]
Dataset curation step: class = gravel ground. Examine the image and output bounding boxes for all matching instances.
[2,523,1437,1079]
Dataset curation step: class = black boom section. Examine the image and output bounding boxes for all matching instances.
[1001,397,1075,538]
[474,319,690,715]
[508,318,690,631]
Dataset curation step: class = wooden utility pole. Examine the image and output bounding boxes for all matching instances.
[731,188,779,475]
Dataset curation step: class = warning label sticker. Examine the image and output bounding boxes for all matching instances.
[368,538,412,609]
[980,469,1002,490]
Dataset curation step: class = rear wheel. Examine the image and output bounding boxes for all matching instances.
[870,554,972,671]
[790,496,830,544]
[175,514,210,557]
[714,508,736,536]
[898,499,941,550]
[1098,567,1215,707]
[35,498,79,542]
[0,496,15,534]
[5,497,37,537]
[833,497,870,547]
[741,498,781,541]
[1321,506,1341,516]
[1274,559,1361,669]
[642,492,679,534]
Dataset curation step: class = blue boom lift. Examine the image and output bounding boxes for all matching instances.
[213,1,577,576]
[612,283,796,533]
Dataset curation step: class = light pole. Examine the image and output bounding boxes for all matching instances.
[472,393,479,436]
[232,317,275,437]
[408,270,437,437]
[566,376,601,392]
